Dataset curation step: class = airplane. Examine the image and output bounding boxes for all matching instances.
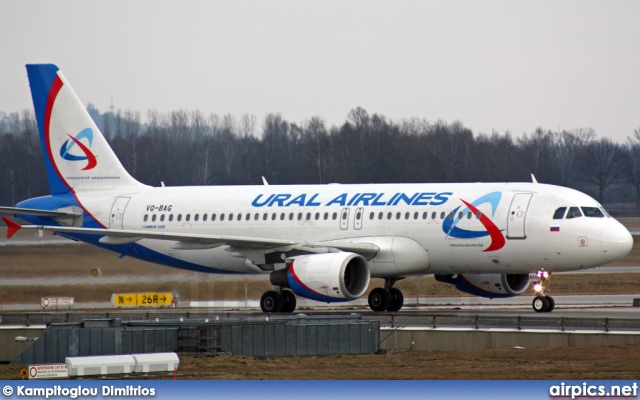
[0,64,634,314]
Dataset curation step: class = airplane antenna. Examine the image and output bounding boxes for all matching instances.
[531,174,538,184]
[262,176,269,186]
[161,181,165,187]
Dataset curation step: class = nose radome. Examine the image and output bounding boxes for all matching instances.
[601,224,634,263]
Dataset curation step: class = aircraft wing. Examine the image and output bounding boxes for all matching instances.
[1,217,379,258]
[0,206,82,218]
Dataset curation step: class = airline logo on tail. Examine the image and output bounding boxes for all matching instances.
[59,128,97,170]
[443,192,506,252]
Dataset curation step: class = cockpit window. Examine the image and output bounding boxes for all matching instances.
[581,207,605,218]
[565,207,583,219]
[553,207,566,220]
[600,207,611,218]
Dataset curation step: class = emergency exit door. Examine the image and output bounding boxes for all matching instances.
[506,193,532,239]
[109,197,130,229]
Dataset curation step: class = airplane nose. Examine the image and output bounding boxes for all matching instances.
[601,224,633,262]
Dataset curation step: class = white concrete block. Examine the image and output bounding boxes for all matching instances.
[65,355,135,376]
[133,352,179,373]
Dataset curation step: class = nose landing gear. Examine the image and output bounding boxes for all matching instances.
[532,270,555,313]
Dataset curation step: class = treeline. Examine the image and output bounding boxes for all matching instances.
[1,106,640,208]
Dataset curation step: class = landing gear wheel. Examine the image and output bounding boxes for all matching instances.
[387,288,404,312]
[260,290,284,313]
[281,290,297,313]
[546,296,555,312]
[368,288,391,312]
[532,295,550,313]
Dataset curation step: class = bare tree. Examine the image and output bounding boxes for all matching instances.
[553,128,595,186]
[239,114,257,138]
[579,137,623,203]
[621,128,640,209]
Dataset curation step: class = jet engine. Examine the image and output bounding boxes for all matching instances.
[435,273,531,298]
[270,252,370,302]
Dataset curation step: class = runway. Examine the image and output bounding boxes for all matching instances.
[1,294,639,319]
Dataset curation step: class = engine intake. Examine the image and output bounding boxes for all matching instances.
[270,252,370,302]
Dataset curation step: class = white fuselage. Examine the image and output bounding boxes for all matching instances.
[74,181,632,277]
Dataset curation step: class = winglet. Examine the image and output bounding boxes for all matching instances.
[2,217,22,238]
[531,174,538,184]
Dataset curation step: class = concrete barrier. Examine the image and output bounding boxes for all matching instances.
[66,355,135,376]
[133,352,179,373]
[380,328,640,352]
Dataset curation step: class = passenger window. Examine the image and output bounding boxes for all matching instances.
[370,212,375,220]
[378,212,383,220]
[405,212,410,220]
[458,212,463,219]
[263,213,268,221]
[448,212,454,220]
[246,213,251,221]
[237,213,242,221]
[387,212,392,220]
[315,213,320,220]
[186,214,191,222]
[271,213,276,221]
[194,214,199,222]
[324,212,329,220]
[396,212,401,220]
[298,213,303,221]
[342,212,348,220]
[229,213,234,221]
[254,213,259,221]
[211,214,216,221]
[152,214,157,222]
[467,212,472,219]
[289,213,294,221]
[307,212,311,220]
[144,215,148,222]
[203,214,208,222]
[565,207,582,219]
[281,213,285,221]
[581,207,605,218]
[422,212,427,220]
[440,212,445,220]
[220,214,225,221]
[476,211,482,219]
[553,207,566,220]
[431,212,436,220]
[169,214,174,222]
[160,214,165,222]
[177,214,182,222]
[332,212,337,220]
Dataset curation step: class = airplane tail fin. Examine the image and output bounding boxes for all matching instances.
[26,64,146,195]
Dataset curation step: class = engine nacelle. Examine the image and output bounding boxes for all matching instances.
[270,252,370,302]
[435,273,531,298]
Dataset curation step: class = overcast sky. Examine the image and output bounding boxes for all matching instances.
[1,1,639,141]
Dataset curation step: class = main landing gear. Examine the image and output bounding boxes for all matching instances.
[532,270,555,313]
[368,278,404,312]
[260,288,297,313]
